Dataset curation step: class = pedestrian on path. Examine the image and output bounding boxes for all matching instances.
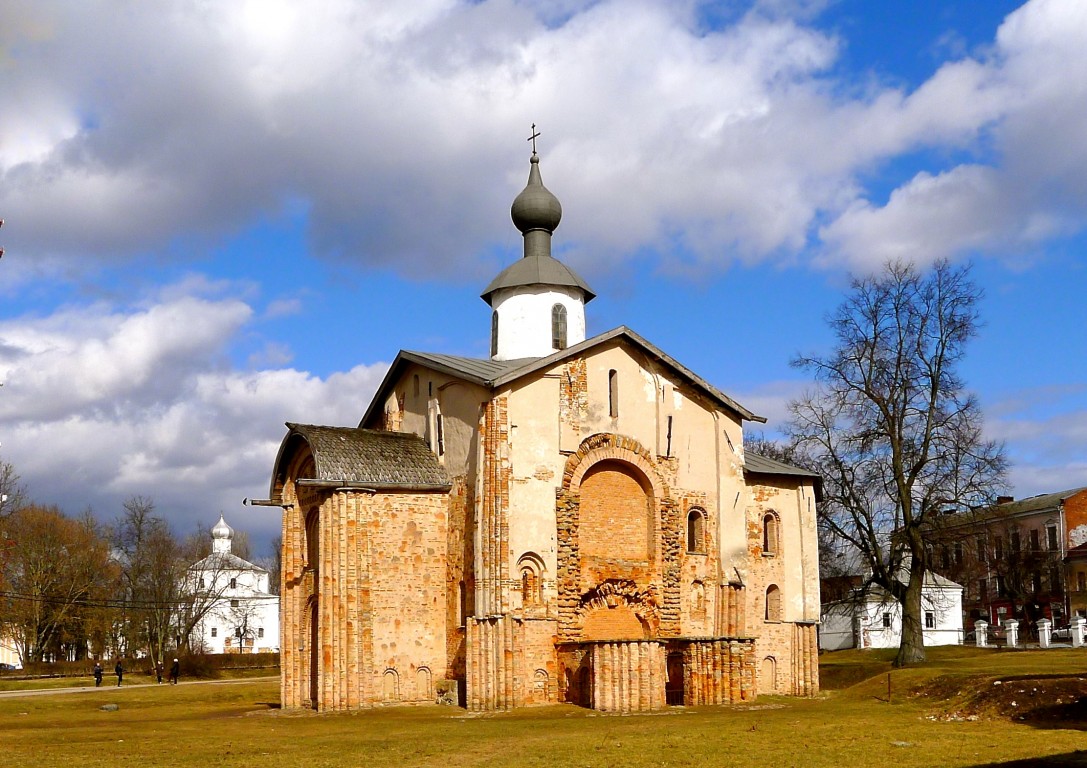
[169,658,180,685]
[114,660,123,687]
[93,661,103,687]
[155,661,163,684]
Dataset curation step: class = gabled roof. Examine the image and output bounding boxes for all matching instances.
[271,423,450,495]
[744,452,819,479]
[360,326,764,427]
[190,551,266,574]
[824,570,963,607]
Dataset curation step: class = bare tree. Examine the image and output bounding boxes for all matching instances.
[0,458,27,522]
[258,535,282,597]
[174,530,239,652]
[1,505,113,664]
[788,260,1006,666]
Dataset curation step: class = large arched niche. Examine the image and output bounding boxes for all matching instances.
[578,459,654,565]
[566,436,662,592]
[556,434,668,638]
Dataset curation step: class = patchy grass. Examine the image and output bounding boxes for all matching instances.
[0,648,1084,768]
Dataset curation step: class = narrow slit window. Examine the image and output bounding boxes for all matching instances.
[762,512,779,556]
[687,509,705,553]
[608,369,618,418]
[765,585,781,622]
[551,303,567,350]
[490,311,499,357]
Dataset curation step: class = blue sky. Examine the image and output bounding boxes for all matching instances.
[1,0,1085,555]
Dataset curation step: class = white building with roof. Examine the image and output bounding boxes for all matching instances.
[819,571,964,651]
[187,515,279,654]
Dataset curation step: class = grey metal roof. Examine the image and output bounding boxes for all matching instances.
[480,253,596,304]
[397,351,531,387]
[283,423,450,488]
[189,551,266,574]
[360,326,764,428]
[743,452,820,479]
[490,326,763,423]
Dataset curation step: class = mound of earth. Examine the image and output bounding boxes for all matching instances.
[915,673,1087,728]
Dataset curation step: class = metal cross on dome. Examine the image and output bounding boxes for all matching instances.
[528,124,541,155]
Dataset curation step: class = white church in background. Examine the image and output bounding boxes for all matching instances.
[188,515,280,654]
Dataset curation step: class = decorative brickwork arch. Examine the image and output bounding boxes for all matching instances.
[517,552,545,608]
[415,667,432,700]
[382,669,400,702]
[562,433,663,498]
[576,579,660,640]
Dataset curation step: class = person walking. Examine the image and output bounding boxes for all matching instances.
[114,660,123,687]
[155,661,163,684]
[93,661,103,687]
[169,658,180,685]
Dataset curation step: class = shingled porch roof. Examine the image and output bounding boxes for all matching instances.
[269,423,450,499]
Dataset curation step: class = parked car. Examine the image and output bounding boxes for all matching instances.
[0,663,18,671]
[1051,625,1071,641]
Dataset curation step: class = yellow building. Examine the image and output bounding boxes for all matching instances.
[258,150,821,712]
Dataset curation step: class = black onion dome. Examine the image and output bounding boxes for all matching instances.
[511,154,562,233]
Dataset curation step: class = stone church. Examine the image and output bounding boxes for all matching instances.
[258,147,822,713]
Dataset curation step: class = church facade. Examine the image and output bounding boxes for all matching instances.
[260,149,821,712]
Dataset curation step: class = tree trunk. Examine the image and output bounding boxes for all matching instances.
[894,562,927,667]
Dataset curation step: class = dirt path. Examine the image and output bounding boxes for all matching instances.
[0,676,277,699]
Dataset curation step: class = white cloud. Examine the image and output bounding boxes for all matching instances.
[9,0,1084,280]
[0,284,388,549]
[821,0,1087,269]
[985,383,1087,498]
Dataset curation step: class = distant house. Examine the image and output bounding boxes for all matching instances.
[187,515,279,654]
[929,486,1087,631]
[0,630,20,669]
[819,572,964,651]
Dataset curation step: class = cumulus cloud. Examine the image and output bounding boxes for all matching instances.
[4,0,1084,281]
[984,383,1087,498]
[822,0,1087,269]
[0,287,388,548]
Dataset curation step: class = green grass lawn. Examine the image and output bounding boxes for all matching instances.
[0,648,1084,768]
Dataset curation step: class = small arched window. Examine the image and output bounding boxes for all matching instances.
[490,311,499,357]
[687,509,706,553]
[762,512,779,556]
[551,303,567,350]
[517,553,545,608]
[521,568,540,607]
[765,584,782,622]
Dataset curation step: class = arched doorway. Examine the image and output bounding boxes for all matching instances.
[761,656,777,694]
